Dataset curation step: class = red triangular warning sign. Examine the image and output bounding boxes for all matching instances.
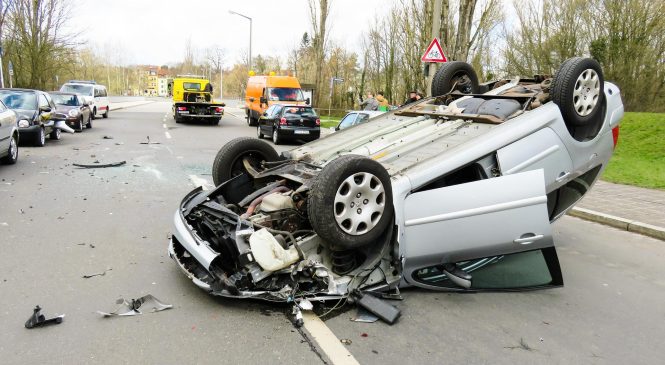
[421,38,447,63]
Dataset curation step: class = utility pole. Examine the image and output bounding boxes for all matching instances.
[0,44,4,88]
[218,54,223,100]
[426,0,443,97]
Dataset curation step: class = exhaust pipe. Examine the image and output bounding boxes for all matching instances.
[54,121,75,134]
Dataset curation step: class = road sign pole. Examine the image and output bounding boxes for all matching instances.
[426,0,443,97]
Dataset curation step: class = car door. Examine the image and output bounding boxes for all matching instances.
[336,113,358,130]
[401,169,562,291]
[37,93,52,126]
[260,105,275,134]
[271,106,283,132]
[0,101,11,152]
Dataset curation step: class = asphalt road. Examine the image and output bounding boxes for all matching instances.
[1,101,663,364]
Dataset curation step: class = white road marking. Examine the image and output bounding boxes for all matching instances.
[163,123,167,128]
[226,112,243,119]
[188,175,212,191]
[302,312,360,365]
[165,131,172,139]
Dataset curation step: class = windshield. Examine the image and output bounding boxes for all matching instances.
[60,84,94,96]
[183,82,201,91]
[51,94,80,106]
[0,91,37,110]
[268,88,304,102]
[283,106,316,117]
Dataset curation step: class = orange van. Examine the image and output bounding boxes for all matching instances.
[245,76,309,126]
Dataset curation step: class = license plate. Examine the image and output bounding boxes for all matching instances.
[294,130,309,135]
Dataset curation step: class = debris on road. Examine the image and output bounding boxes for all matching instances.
[102,135,114,139]
[73,161,126,169]
[340,339,352,345]
[97,294,172,317]
[25,305,64,329]
[352,291,401,325]
[351,307,379,323]
[139,136,161,145]
[82,268,110,279]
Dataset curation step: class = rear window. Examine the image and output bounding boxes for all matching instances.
[0,91,37,110]
[182,82,201,91]
[283,106,316,117]
[61,84,94,96]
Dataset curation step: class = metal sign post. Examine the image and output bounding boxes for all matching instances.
[0,45,4,88]
[8,61,13,88]
[328,77,344,117]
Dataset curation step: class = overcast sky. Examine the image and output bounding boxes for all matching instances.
[70,0,394,67]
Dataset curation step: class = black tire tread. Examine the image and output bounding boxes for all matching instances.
[431,61,480,97]
[211,137,279,186]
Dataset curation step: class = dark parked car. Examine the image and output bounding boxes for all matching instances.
[0,89,59,146]
[49,92,92,132]
[257,104,320,144]
[0,99,19,165]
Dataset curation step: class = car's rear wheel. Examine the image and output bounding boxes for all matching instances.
[50,128,61,140]
[272,127,281,145]
[211,137,280,186]
[1,134,18,165]
[34,127,46,147]
[91,107,97,120]
[551,57,606,141]
[431,61,480,97]
[102,108,109,118]
[308,155,393,250]
[257,126,264,139]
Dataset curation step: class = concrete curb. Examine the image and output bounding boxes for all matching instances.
[568,207,665,241]
[109,101,155,111]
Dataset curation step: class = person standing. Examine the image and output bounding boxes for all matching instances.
[402,90,419,106]
[360,91,379,111]
[376,91,390,111]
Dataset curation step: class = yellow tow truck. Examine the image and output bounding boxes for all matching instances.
[172,76,225,125]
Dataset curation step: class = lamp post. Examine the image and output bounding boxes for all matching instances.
[228,10,252,72]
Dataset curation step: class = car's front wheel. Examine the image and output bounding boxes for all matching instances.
[50,128,61,140]
[34,127,46,147]
[308,155,394,250]
[1,134,18,165]
[91,107,97,120]
[77,117,84,132]
[211,137,280,186]
[86,114,93,128]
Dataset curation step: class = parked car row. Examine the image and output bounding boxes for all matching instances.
[0,81,109,167]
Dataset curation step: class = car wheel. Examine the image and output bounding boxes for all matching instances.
[50,128,61,140]
[1,134,18,165]
[308,155,394,250]
[257,126,264,139]
[102,108,109,118]
[211,137,280,186]
[34,127,46,147]
[209,119,219,126]
[551,57,606,141]
[77,117,84,132]
[272,127,281,145]
[91,107,97,120]
[431,61,480,97]
[86,114,93,128]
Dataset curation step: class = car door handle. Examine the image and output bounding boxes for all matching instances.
[555,171,571,182]
[514,234,545,244]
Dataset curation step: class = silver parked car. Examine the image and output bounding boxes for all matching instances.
[0,99,19,165]
[168,57,622,303]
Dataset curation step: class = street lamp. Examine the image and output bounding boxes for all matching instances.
[228,10,252,72]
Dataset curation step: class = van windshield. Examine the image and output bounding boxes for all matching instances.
[268,88,304,102]
[61,84,94,96]
[183,83,201,91]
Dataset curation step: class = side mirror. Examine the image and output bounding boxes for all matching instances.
[249,97,255,102]
[221,103,226,107]
[39,106,52,113]
[259,96,267,104]
[306,98,311,105]
[262,112,268,117]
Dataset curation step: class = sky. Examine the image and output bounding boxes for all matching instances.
[70,0,393,67]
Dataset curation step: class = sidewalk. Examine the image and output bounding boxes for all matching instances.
[109,100,155,111]
[570,180,665,240]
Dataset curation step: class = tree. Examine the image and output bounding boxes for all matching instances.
[308,0,331,106]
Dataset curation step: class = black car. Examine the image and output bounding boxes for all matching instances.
[0,89,59,146]
[49,92,92,132]
[257,104,320,144]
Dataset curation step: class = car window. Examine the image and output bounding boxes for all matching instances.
[268,88,304,102]
[0,100,6,112]
[272,106,283,117]
[357,113,370,125]
[38,94,50,108]
[61,84,93,96]
[51,94,80,106]
[100,88,107,97]
[0,91,37,110]
[283,106,316,118]
[338,113,357,129]
[264,105,275,116]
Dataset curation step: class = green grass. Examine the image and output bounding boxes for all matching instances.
[602,112,665,190]
[319,117,341,129]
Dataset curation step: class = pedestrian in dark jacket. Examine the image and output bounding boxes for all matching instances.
[360,92,379,111]
[403,90,419,106]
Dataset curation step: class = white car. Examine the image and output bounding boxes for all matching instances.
[60,81,110,119]
[335,110,385,131]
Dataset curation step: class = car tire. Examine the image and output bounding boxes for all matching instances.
[86,114,93,129]
[431,61,480,97]
[308,155,394,250]
[50,128,61,140]
[551,57,606,140]
[102,108,109,118]
[34,127,46,147]
[76,117,84,132]
[257,126,264,139]
[91,107,97,120]
[211,137,280,186]
[1,134,18,165]
[272,127,281,145]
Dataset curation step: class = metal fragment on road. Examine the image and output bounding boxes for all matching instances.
[25,305,64,329]
[73,161,126,169]
[351,307,379,323]
[82,269,110,279]
[97,294,172,317]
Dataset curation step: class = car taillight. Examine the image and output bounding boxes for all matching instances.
[612,126,619,149]
[280,117,287,125]
[215,107,223,113]
[315,118,320,126]
[177,106,187,111]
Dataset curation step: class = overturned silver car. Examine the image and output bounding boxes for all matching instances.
[168,58,623,302]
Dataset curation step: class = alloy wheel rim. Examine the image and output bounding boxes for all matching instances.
[573,69,600,117]
[40,128,45,144]
[333,172,386,235]
[10,137,17,159]
[273,130,277,143]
